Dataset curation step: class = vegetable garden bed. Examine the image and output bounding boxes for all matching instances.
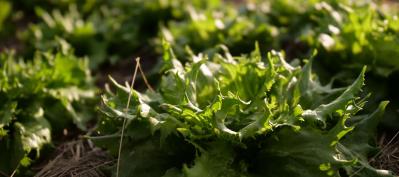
[0,0,398,177]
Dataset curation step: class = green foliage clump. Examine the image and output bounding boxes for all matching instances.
[294,1,399,75]
[160,0,399,129]
[275,0,399,128]
[0,51,96,175]
[161,1,278,58]
[19,0,212,69]
[163,0,399,74]
[96,44,393,177]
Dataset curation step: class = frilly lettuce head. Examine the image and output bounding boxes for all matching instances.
[96,43,393,177]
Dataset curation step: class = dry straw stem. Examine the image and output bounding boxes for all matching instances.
[115,58,139,177]
[116,57,154,177]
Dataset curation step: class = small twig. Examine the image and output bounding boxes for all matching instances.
[116,57,140,177]
[137,59,155,92]
[84,134,122,140]
[10,164,20,177]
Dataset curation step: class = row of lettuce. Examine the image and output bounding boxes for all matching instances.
[0,0,398,176]
[2,0,398,70]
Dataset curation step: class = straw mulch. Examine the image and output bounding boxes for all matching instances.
[34,140,114,177]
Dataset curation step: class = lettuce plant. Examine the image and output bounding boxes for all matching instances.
[21,5,111,68]
[288,0,399,128]
[19,0,215,69]
[160,0,399,129]
[0,51,96,175]
[162,0,399,73]
[161,2,278,59]
[96,44,393,177]
[296,1,399,75]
